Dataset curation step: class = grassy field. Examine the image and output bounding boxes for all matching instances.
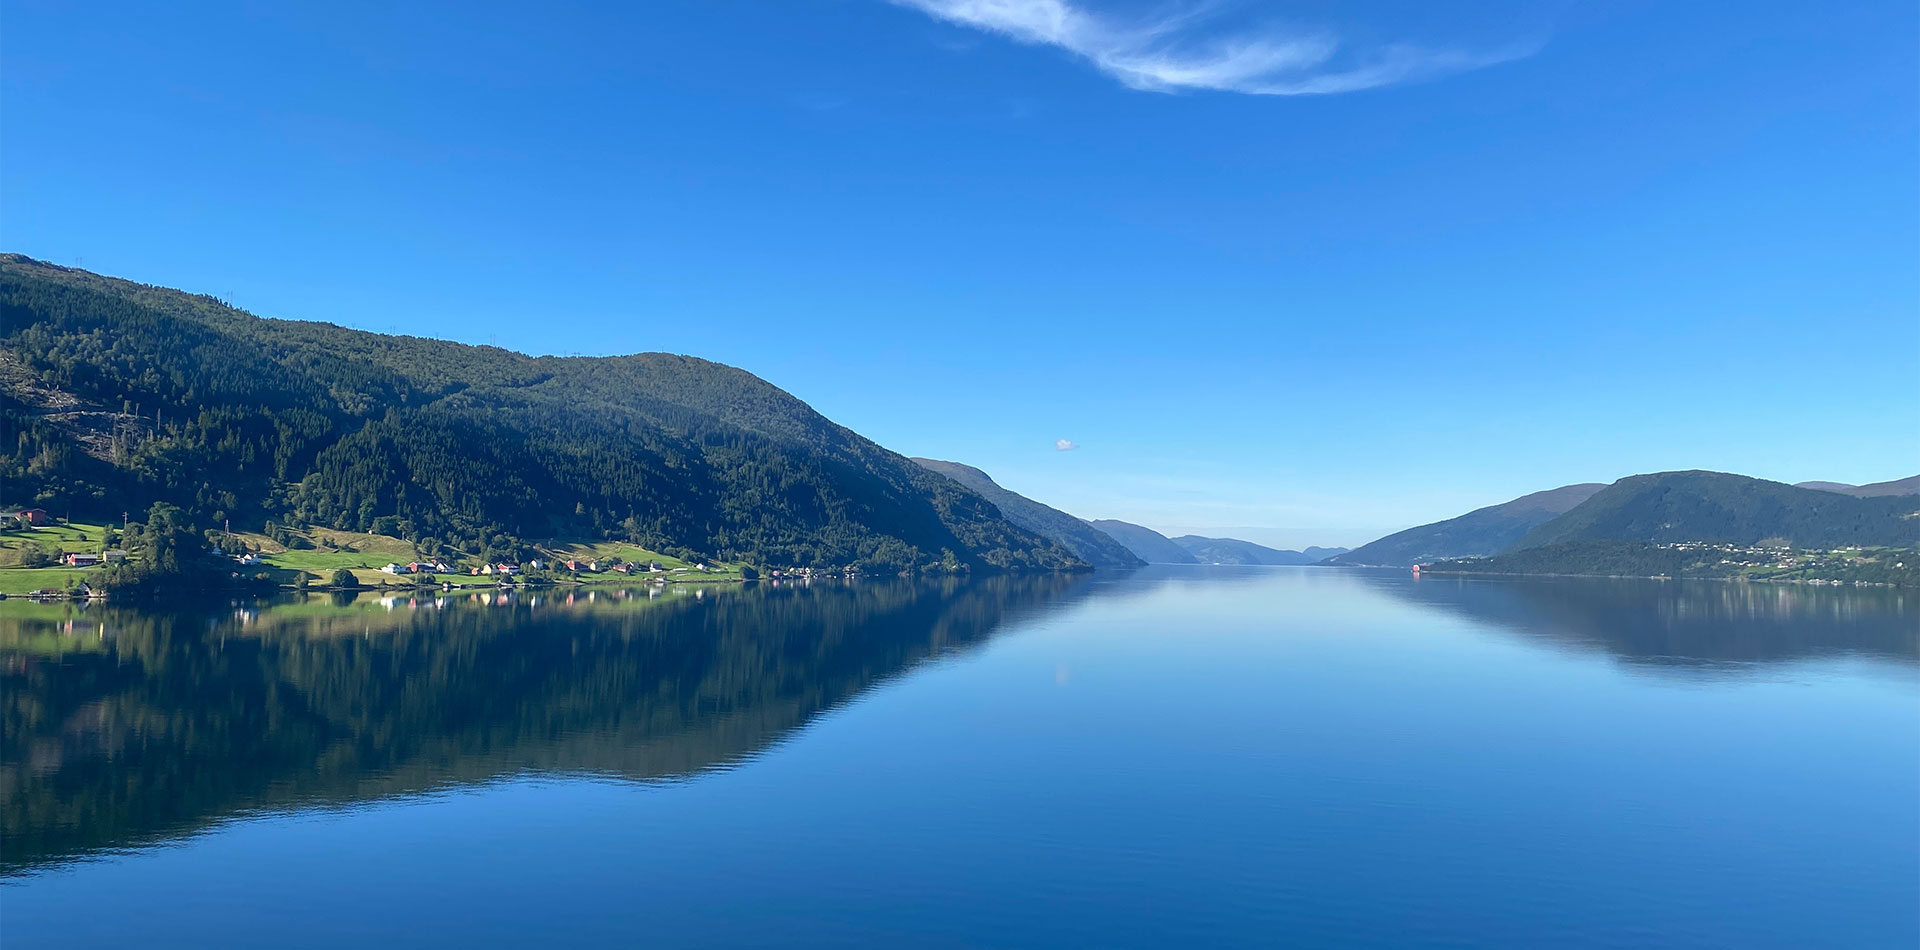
[539,540,746,580]
[0,521,114,566]
[0,566,98,595]
[0,521,118,589]
[541,540,695,568]
[231,527,422,586]
[0,519,749,592]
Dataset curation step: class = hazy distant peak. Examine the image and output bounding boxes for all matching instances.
[1794,475,1920,498]
[1493,483,1611,513]
[1170,535,1337,565]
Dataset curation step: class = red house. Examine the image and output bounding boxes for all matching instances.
[5,508,52,526]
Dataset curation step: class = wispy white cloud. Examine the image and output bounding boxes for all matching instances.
[889,0,1537,95]
[1055,438,1079,451]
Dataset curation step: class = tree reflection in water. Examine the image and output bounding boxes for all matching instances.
[1,575,1092,875]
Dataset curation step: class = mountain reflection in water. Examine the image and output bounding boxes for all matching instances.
[5,569,1914,881]
[1,575,1091,875]
[1368,572,1918,670]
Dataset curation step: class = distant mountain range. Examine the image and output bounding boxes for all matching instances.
[910,459,1143,569]
[1080,520,1344,566]
[1325,483,1606,567]
[1171,536,1348,565]
[1795,476,1920,498]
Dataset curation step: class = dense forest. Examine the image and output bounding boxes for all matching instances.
[1515,471,1919,550]
[0,255,1082,573]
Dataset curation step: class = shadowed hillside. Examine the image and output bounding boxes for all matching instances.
[911,459,1141,569]
[1087,520,1197,564]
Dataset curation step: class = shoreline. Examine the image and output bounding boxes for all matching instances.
[1414,568,1910,588]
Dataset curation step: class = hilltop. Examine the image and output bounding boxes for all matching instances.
[1399,471,1920,586]
[1517,471,1918,550]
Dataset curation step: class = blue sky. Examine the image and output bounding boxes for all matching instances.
[4,0,1914,547]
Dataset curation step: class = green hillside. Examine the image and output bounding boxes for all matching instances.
[1517,471,1919,550]
[0,255,1081,574]
[911,458,1142,569]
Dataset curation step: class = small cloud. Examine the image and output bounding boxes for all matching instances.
[887,0,1540,97]
[1055,439,1078,451]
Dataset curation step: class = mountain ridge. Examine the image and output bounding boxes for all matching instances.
[909,458,1143,569]
[1087,520,1197,564]
[1794,475,1920,498]
[1326,483,1607,567]
[1171,535,1347,565]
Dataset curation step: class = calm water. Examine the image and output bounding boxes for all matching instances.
[4,568,1916,947]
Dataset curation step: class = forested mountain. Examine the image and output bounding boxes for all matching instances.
[1170,536,1341,565]
[1087,520,1197,564]
[910,459,1142,569]
[1795,475,1920,498]
[1516,471,1919,550]
[1326,483,1606,567]
[0,255,1080,573]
